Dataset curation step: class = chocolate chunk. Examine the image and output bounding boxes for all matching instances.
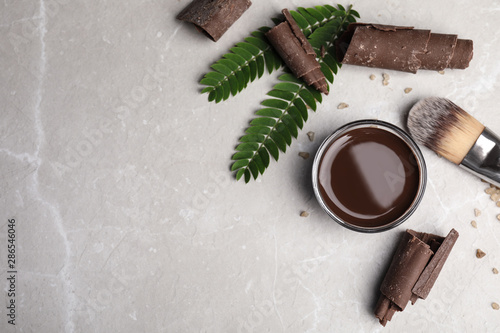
[338,23,473,72]
[374,229,459,326]
[265,9,328,94]
[412,229,459,299]
[176,0,252,42]
[379,231,434,310]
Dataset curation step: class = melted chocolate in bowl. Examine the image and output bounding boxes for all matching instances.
[314,122,425,231]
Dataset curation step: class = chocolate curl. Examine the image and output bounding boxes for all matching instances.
[375,229,459,326]
[337,23,473,73]
[176,0,252,42]
[265,9,328,94]
[412,229,459,299]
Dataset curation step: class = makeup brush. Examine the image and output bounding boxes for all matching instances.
[407,97,500,187]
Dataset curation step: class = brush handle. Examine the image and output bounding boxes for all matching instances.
[460,128,500,187]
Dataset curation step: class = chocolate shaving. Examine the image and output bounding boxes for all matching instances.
[176,0,252,42]
[337,23,473,73]
[375,229,459,326]
[265,9,328,94]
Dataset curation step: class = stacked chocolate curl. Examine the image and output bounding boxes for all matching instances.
[375,229,459,326]
[337,24,473,73]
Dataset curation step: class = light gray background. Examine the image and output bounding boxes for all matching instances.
[1,0,500,332]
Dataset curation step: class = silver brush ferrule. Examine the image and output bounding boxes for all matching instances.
[460,127,500,187]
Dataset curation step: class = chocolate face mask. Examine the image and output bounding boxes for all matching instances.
[312,120,427,232]
[318,127,420,228]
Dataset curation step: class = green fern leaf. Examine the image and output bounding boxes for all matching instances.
[264,139,280,161]
[247,160,259,179]
[290,10,313,35]
[293,98,308,121]
[255,55,265,78]
[314,6,331,18]
[232,75,318,182]
[232,4,358,182]
[256,108,282,118]
[298,89,317,111]
[321,62,334,83]
[267,89,295,101]
[296,7,320,27]
[258,149,270,168]
[200,27,283,103]
[235,168,246,181]
[250,117,276,127]
[261,98,290,110]
[287,106,304,129]
[235,41,260,56]
[273,82,300,93]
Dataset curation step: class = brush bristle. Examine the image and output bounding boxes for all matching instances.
[407,97,484,164]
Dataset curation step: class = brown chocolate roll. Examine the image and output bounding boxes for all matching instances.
[375,229,459,326]
[338,23,473,72]
[176,0,252,42]
[379,231,434,310]
[265,9,328,94]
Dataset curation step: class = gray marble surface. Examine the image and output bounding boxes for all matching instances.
[1,0,500,332]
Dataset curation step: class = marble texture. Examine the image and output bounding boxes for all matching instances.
[1,0,500,332]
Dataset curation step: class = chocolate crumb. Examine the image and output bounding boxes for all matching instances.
[298,152,310,159]
[337,102,349,109]
[474,208,481,217]
[404,87,412,94]
[471,220,477,229]
[485,187,495,195]
[476,249,486,259]
[438,70,445,75]
[300,211,309,217]
[492,302,499,310]
[493,268,498,274]
[369,74,376,80]
[497,214,500,221]
[382,73,390,86]
[307,131,315,142]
